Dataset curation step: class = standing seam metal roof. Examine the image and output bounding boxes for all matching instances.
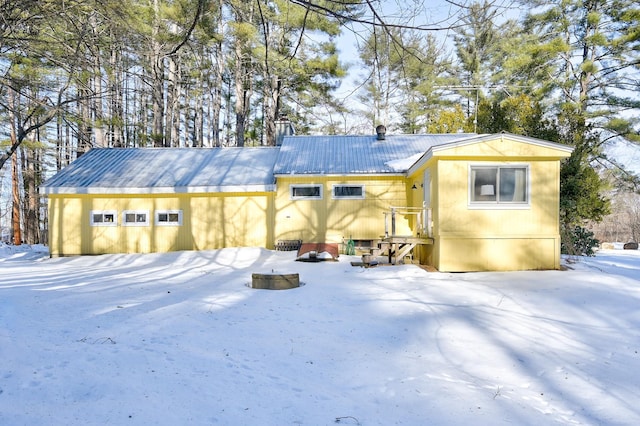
[273,134,475,175]
[42,134,481,194]
[42,147,279,194]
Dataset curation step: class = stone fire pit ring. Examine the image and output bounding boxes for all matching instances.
[251,272,300,290]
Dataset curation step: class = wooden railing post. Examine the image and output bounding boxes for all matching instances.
[391,207,396,236]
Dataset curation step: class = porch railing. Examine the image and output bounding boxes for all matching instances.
[383,206,432,238]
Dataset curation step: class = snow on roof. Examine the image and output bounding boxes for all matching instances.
[42,147,280,195]
[274,134,474,175]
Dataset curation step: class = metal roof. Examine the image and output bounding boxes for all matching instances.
[42,147,279,194]
[44,132,568,195]
[273,134,475,175]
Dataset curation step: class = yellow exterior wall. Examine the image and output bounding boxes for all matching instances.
[434,135,572,159]
[273,175,409,244]
[408,135,570,271]
[47,192,274,256]
[432,159,562,271]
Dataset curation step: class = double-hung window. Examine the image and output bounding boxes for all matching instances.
[332,184,365,199]
[90,210,117,226]
[470,165,529,206]
[290,184,323,200]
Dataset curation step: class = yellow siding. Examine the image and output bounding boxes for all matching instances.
[436,160,560,237]
[48,192,274,256]
[274,176,409,243]
[408,142,566,271]
[437,237,559,271]
[434,135,572,159]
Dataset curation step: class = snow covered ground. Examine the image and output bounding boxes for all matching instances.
[1,244,638,426]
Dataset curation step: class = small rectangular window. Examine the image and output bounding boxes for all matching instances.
[156,210,183,226]
[122,210,149,226]
[290,184,322,200]
[333,185,365,199]
[470,165,529,205]
[90,210,117,226]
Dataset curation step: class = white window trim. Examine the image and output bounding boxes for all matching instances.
[468,164,531,210]
[332,184,365,200]
[122,210,150,226]
[155,210,183,226]
[90,210,118,226]
[290,184,323,200]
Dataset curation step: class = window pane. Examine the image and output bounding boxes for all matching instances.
[472,168,497,201]
[125,213,136,223]
[104,214,115,222]
[158,213,168,222]
[168,213,179,222]
[499,168,527,202]
[292,186,320,197]
[136,214,146,223]
[334,186,363,198]
[92,214,104,223]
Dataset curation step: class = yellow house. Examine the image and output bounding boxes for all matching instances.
[43,147,278,256]
[42,132,572,271]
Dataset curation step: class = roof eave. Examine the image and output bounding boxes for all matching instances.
[42,184,277,195]
[273,172,406,178]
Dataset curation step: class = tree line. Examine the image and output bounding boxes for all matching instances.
[1,0,638,250]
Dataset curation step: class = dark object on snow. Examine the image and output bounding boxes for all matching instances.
[623,242,638,250]
[296,243,339,261]
[275,239,302,251]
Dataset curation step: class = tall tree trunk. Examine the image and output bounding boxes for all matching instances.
[264,74,280,146]
[169,55,181,147]
[91,17,106,148]
[21,138,40,244]
[165,54,178,146]
[193,77,204,147]
[151,0,165,147]
[56,110,64,170]
[211,8,224,147]
[12,153,21,245]
[77,85,92,156]
[234,46,249,147]
[110,44,125,147]
[9,90,21,245]
[224,76,232,146]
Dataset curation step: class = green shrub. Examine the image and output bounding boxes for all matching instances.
[561,224,599,256]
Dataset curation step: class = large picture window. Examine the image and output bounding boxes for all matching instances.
[332,184,365,199]
[470,165,529,205]
[90,210,117,226]
[155,210,183,226]
[290,184,323,200]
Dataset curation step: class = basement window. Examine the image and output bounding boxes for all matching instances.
[122,210,149,226]
[156,210,183,226]
[90,210,117,226]
[469,165,529,207]
[290,184,323,200]
[332,184,365,199]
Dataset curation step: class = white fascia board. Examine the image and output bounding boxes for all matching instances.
[42,184,276,195]
[274,173,406,178]
[429,133,575,154]
[406,150,434,177]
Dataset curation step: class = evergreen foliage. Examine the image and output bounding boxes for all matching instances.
[561,224,600,257]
